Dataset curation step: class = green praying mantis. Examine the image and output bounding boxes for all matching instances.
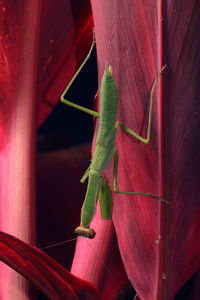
[61,34,167,239]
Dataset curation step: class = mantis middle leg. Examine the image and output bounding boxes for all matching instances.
[113,65,168,203]
[113,148,168,204]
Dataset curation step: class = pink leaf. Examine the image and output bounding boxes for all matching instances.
[71,216,132,299]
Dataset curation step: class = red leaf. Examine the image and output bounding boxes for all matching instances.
[0,231,102,300]
[0,0,93,128]
[36,0,94,126]
[0,0,93,297]
[72,1,200,299]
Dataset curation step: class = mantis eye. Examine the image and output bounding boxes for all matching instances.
[108,65,113,76]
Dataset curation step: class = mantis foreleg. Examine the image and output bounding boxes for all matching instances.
[115,65,166,144]
[80,163,91,183]
[112,66,168,203]
[61,29,100,118]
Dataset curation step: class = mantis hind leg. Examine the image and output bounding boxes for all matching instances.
[75,177,113,239]
[113,148,169,204]
[61,29,100,118]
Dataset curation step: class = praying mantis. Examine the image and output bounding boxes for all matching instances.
[61,34,167,239]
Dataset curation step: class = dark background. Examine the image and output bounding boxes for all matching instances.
[36,48,98,299]
[37,47,98,152]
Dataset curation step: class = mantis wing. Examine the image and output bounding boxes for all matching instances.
[99,179,113,220]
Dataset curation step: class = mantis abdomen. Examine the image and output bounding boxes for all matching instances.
[76,67,118,237]
[81,172,101,228]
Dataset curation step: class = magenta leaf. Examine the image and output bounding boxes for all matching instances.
[36,0,94,126]
[0,0,93,297]
[71,1,200,299]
